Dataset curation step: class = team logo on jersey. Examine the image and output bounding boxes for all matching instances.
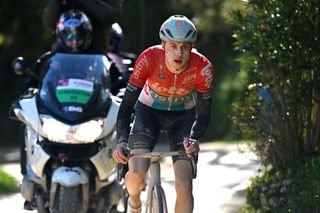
[159,73,165,80]
[182,73,196,84]
[158,64,165,80]
[134,55,148,79]
[200,64,213,88]
[151,82,189,96]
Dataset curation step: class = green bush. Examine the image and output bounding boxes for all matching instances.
[0,168,18,195]
[240,152,320,212]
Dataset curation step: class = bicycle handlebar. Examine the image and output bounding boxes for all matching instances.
[130,151,182,159]
[121,147,197,178]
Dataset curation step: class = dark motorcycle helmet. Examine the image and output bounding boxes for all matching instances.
[56,10,93,53]
[107,23,123,53]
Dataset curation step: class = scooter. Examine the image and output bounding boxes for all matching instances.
[9,53,127,213]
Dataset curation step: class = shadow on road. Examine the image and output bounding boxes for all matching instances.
[208,148,259,170]
[0,147,19,164]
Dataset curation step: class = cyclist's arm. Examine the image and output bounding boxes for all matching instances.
[116,82,142,143]
[116,47,154,143]
[189,91,212,140]
[190,57,214,140]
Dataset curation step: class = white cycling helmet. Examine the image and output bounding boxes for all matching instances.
[159,15,197,43]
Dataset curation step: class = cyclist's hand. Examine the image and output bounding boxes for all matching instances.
[113,142,130,164]
[183,138,200,156]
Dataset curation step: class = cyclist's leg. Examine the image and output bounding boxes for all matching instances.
[126,149,149,210]
[173,160,193,213]
[126,102,160,210]
[167,110,195,213]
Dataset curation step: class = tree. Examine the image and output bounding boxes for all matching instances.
[231,0,320,170]
[0,0,50,144]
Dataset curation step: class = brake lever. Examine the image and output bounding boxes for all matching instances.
[116,146,131,182]
[184,138,198,179]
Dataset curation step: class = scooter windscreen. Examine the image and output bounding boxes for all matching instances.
[40,53,112,122]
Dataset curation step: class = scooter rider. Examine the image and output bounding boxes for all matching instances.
[112,15,214,213]
[24,10,95,91]
[42,0,124,53]
[20,10,98,210]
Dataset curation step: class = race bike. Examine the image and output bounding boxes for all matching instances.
[9,53,128,213]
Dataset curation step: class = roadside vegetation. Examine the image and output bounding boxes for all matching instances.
[231,0,320,211]
[0,168,18,195]
[240,152,320,212]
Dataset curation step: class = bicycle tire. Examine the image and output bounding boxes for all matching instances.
[147,185,165,213]
[159,186,168,213]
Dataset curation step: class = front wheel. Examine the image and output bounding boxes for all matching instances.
[147,185,167,213]
[35,190,49,213]
[54,186,83,213]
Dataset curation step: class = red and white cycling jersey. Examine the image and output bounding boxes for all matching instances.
[129,45,214,111]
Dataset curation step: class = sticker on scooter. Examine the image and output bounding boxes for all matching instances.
[56,78,94,104]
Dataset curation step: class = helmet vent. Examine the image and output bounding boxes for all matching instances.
[191,31,196,39]
[185,30,193,39]
[165,29,174,39]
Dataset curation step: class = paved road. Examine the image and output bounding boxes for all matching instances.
[0,142,260,213]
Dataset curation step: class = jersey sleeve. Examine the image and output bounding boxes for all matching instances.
[128,47,154,88]
[196,58,214,93]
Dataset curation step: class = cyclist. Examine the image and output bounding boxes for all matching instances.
[42,0,123,53]
[112,15,214,213]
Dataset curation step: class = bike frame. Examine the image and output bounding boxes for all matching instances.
[131,151,181,213]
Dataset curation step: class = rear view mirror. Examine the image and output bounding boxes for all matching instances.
[11,56,38,80]
[12,56,27,75]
